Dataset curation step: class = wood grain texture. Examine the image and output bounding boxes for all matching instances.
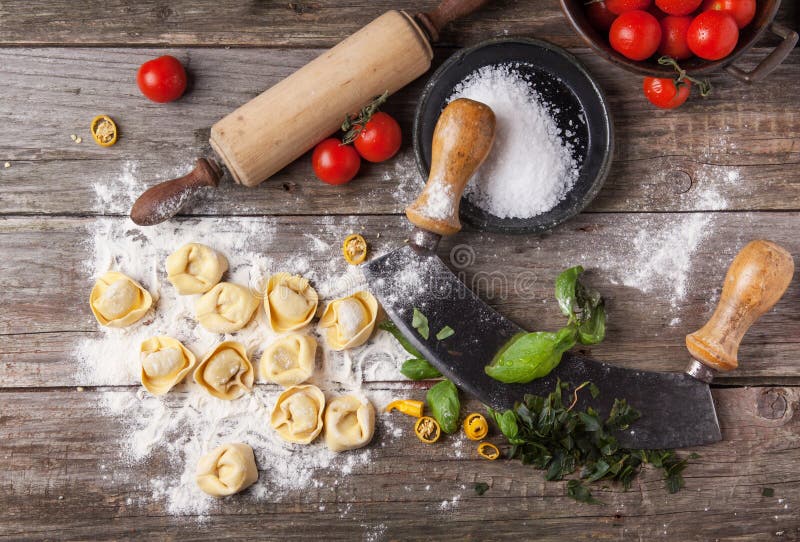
[0,387,798,540]
[1,214,798,388]
[1,46,799,217]
[0,0,794,49]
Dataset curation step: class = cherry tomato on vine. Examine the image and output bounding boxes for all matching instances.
[136,55,187,103]
[585,1,619,33]
[606,0,651,15]
[701,0,756,29]
[658,15,694,60]
[312,139,361,185]
[353,112,402,163]
[609,10,662,61]
[655,0,701,16]
[643,77,691,109]
[687,10,739,60]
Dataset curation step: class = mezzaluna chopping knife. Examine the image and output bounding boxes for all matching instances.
[129,0,490,226]
[363,98,795,450]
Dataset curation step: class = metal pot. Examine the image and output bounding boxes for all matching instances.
[559,0,797,82]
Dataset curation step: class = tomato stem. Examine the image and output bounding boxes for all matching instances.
[341,91,389,145]
[658,56,712,98]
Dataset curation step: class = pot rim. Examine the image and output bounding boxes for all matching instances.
[558,0,783,77]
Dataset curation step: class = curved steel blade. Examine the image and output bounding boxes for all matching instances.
[364,244,721,449]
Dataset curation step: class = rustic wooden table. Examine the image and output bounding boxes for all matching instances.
[1,1,799,540]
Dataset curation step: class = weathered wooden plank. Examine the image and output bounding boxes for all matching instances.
[1,47,798,217]
[0,387,797,540]
[1,213,798,387]
[0,0,616,49]
[0,0,794,50]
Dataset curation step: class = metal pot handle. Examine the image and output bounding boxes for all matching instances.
[725,22,799,83]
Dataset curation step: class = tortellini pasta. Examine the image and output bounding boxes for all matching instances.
[264,273,318,332]
[319,291,378,351]
[270,384,326,444]
[195,282,259,333]
[89,271,153,328]
[194,341,254,400]
[140,336,196,396]
[196,442,258,498]
[324,395,375,452]
[166,243,229,295]
[259,333,317,387]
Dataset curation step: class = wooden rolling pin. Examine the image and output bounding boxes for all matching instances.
[131,1,490,226]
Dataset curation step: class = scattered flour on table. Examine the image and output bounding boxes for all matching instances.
[76,216,411,517]
[447,63,581,219]
[92,160,212,215]
[588,163,746,309]
[584,180,732,309]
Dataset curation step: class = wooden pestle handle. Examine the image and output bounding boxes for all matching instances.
[405,98,495,237]
[415,0,491,42]
[129,159,221,226]
[686,240,794,372]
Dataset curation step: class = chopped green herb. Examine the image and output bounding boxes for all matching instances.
[488,380,694,503]
[567,480,601,504]
[436,325,455,340]
[412,308,430,340]
[426,379,460,434]
[400,358,442,380]
[379,320,424,358]
[762,487,774,497]
[379,320,442,380]
[474,482,490,496]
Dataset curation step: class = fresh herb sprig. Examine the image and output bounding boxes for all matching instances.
[488,380,696,503]
[486,266,605,384]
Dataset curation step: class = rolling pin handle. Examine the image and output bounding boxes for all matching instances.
[415,0,491,42]
[685,240,794,376]
[129,158,222,226]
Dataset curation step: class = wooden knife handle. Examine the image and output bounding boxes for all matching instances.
[129,158,222,226]
[686,240,794,372]
[405,98,495,237]
[415,0,491,42]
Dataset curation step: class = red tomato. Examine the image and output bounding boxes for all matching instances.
[606,0,651,15]
[609,11,662,61]
[701,0,756,29]
[136,55,187,103]
[658,15,694,59]
[687,10,739,60]
[312,139,361,185]
[643,77,691,108]
[585,1,619,33]
[655,0,702,16]
[353,112,402,163]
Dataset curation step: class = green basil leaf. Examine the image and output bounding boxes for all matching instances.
[474,482,490,496]
[378,320,424,358]
[412,308,430,340]
[399,358,442,380]
[555,266,583,319]
[484,327,577,384]
[493,409,520,443]
[426,379,460,434]
[578,300,606,345]
[435,325,454,340]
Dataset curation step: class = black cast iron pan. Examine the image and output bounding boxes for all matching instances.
[413,37,613,234]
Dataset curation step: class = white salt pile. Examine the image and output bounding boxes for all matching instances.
[448,64,581,219]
